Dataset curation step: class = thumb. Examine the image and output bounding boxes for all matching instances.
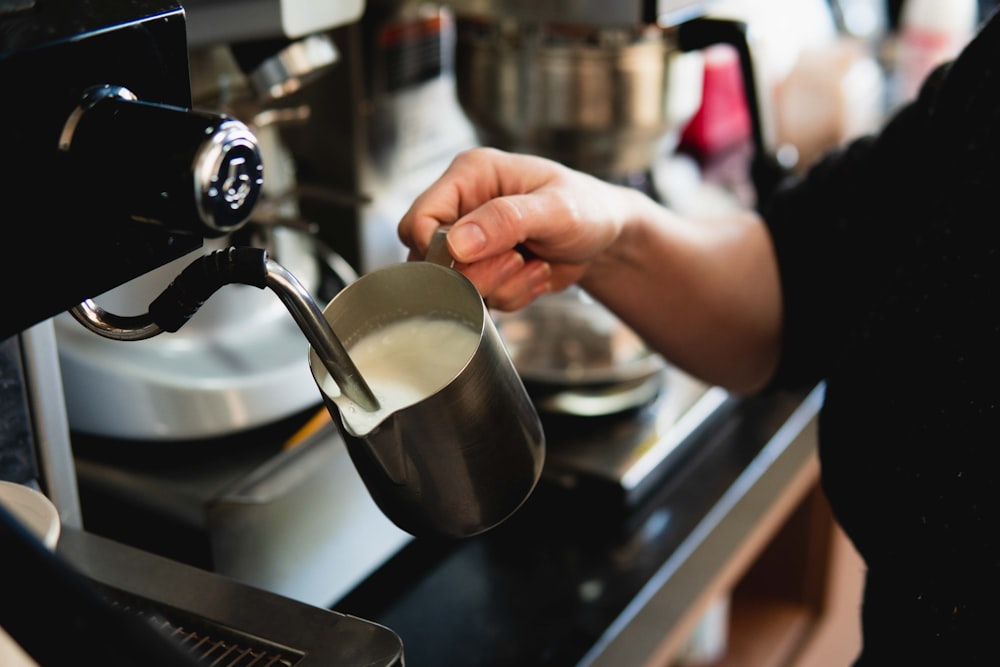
[445,220,489,262]
[445,192,556,263]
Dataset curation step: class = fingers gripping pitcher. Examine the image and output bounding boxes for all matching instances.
[309,227,546,538]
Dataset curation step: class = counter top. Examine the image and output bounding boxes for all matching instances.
[334,383,825,667]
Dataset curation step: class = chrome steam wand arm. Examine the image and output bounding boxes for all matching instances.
[263,258,380,412]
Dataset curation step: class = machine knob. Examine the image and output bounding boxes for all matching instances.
[59,85,264,237]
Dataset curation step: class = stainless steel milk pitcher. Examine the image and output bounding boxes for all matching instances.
[309,228,546,538]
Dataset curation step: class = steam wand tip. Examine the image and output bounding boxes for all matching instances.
[264,259,380,412]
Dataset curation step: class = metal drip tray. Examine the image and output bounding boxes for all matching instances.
[56,527,404,667]
[539,365,736,510]
[98,586,304,666]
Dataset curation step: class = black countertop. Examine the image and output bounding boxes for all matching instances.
[334,384,825,667]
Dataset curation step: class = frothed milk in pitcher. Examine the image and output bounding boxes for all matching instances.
[318,316,481,435]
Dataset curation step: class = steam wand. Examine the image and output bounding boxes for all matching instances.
[68,246,380,412]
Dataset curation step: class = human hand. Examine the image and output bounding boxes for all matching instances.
[398,147,783,393]
[397,147,640,310]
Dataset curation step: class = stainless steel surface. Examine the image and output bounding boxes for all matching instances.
[69,299,160,341]
[310,256,545,538]
[424,224,458,267]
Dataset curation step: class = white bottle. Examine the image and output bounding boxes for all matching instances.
[895,0,978,103]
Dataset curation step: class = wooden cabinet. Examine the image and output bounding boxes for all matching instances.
[584,387,863,667]
[673,471,865,667]
[720,483,864,667]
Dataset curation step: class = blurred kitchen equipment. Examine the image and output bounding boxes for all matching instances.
[444,0,785,205]
[494,287,667,416]
[499,288,662,386]
[453,17,705,180]
[311,228,545,538]
[705,0,886,174]
[242,0,479,275]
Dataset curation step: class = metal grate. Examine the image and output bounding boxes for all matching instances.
[99,586,304,667]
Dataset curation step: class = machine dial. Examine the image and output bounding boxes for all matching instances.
[59,84,264,237]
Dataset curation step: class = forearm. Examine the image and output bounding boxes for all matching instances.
[579,189,783,394]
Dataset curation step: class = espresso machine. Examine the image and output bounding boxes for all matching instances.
[41,0,488,615]
[0,0,407,664]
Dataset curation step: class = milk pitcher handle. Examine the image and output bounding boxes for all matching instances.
[424,225,455,267]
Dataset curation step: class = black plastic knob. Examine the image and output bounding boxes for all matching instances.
[60,84,264,237]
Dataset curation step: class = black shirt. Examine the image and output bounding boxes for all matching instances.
[763,8,1000,665]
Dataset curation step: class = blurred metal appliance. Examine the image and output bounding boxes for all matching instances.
[259,0,479,275]
[453,13,705,180]
[494,287,668,416]
[443,0,781,198]
[0,1,402,665]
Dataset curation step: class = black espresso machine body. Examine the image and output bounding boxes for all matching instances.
[0,2,403,665]
[1,1,214,339]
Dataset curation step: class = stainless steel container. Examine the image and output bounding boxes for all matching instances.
[454,18,700,178]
